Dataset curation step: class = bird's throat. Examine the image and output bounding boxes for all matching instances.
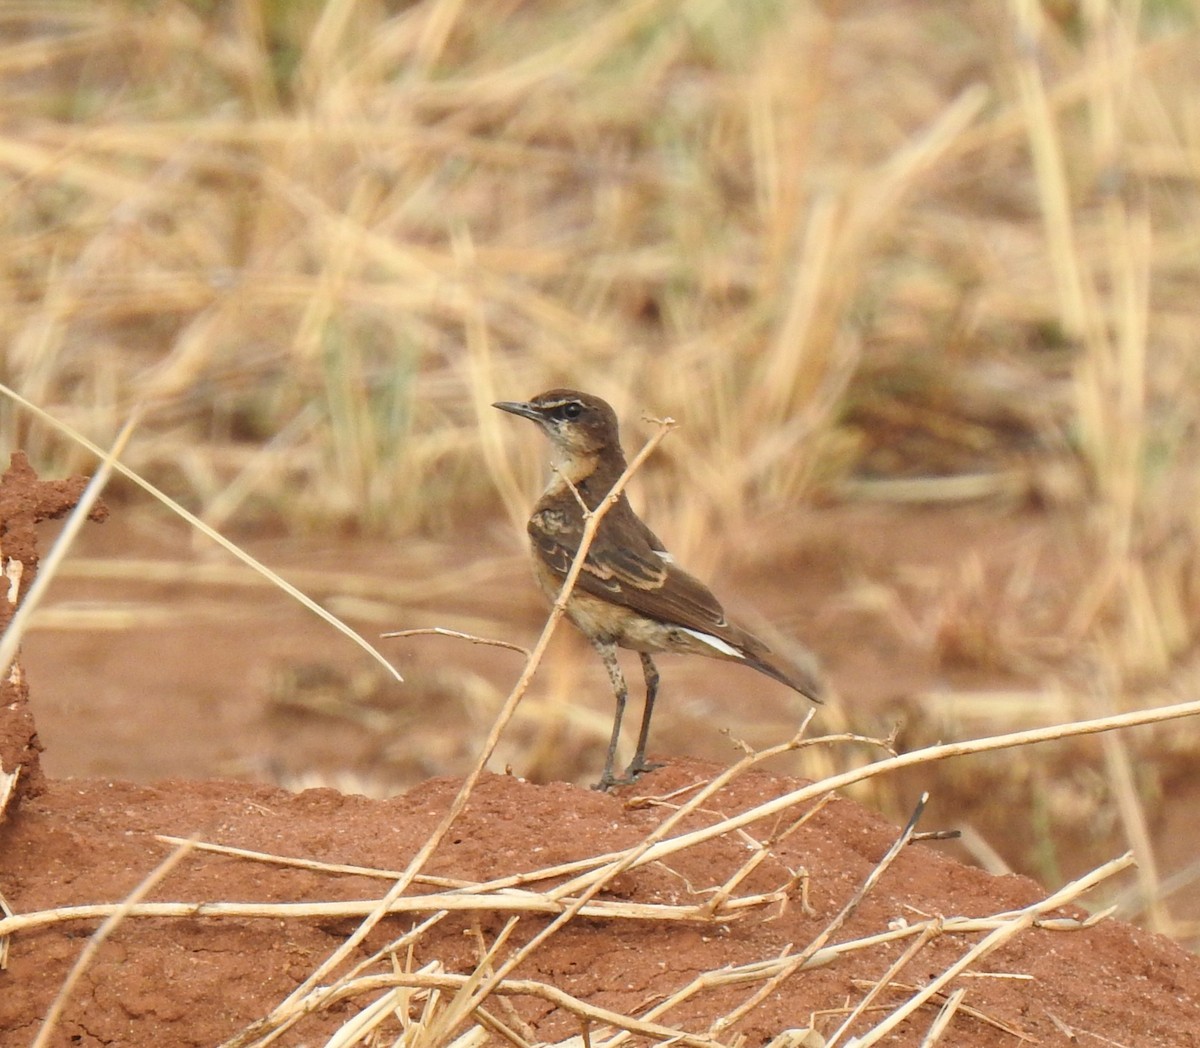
[543,447,601,497]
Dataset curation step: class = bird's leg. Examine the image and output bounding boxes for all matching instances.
[590,639,631,791]
[625,653,665,779]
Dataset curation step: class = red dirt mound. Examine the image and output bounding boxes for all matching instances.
[0,450,106,807]
[2,763,1200,1046]
[5,455,1200,1047]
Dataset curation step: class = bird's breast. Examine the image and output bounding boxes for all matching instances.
[530,505,574,538]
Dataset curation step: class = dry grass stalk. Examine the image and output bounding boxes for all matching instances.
[714,795,930,1041]
[461,923,540,1047]
[827,923,944,1047]
[315,969,720,1048]
[0,382,405,683]
[0,410,138,682]
[0,888,11,970]
[842,854,1128,1046]
[917,987,967,1047]
[848,979,1032,1044]
[381,627,531,657]
[1086,668,1169,934]
[0,885,784,939]
[151,834,644,895]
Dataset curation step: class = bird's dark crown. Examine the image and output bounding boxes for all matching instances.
[493,389,622,456]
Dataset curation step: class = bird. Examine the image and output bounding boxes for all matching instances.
[494,388,823,790]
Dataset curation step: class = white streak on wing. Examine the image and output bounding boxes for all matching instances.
[678,627,743,659]
[654,549,675,563]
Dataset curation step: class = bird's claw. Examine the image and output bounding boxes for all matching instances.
[592,772,635,791]
[624,758,664,778]
[592,759,664,791]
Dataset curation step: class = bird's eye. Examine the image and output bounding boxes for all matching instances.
[559,402,583,420]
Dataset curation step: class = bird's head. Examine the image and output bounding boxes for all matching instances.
[493,389,621,458]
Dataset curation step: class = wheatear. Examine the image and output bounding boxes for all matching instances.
[495,389,822,790]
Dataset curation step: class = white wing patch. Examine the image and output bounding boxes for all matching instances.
[678,627,744,659]
[653,549,675,564]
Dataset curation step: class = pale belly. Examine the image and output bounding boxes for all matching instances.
[559,587,739,660]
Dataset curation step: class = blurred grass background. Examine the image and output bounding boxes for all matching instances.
[4,0,1200,941]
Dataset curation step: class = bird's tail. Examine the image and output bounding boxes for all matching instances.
[737,630,824,703]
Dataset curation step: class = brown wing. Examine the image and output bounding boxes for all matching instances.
[529,497,824,702]
[530,498,733,635]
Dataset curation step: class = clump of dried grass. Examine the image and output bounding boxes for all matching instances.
[7,0,1188,542]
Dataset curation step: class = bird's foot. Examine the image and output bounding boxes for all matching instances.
[624,757,665,779]
[591,771,636,792]
[592,757,666,791]
[592,760,665,791]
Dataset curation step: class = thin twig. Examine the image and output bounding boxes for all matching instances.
[554,465,590,517]
[0,382,404,684]
[848,854,1132,1045]
[0,891,762,938]
[848,980,1034,1042]
[919,987,966,1046]
[319,970,723,1048]
[381,627,530,656]
[827,921,943,1047]
[713,794,930,1039]
[0,410,140,683]
[576,700,1200,880]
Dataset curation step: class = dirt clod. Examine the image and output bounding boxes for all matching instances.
[0,451,107,813]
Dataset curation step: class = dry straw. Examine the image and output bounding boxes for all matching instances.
[0,381,404,684]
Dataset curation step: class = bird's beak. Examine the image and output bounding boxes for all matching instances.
[492,400,544,423]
